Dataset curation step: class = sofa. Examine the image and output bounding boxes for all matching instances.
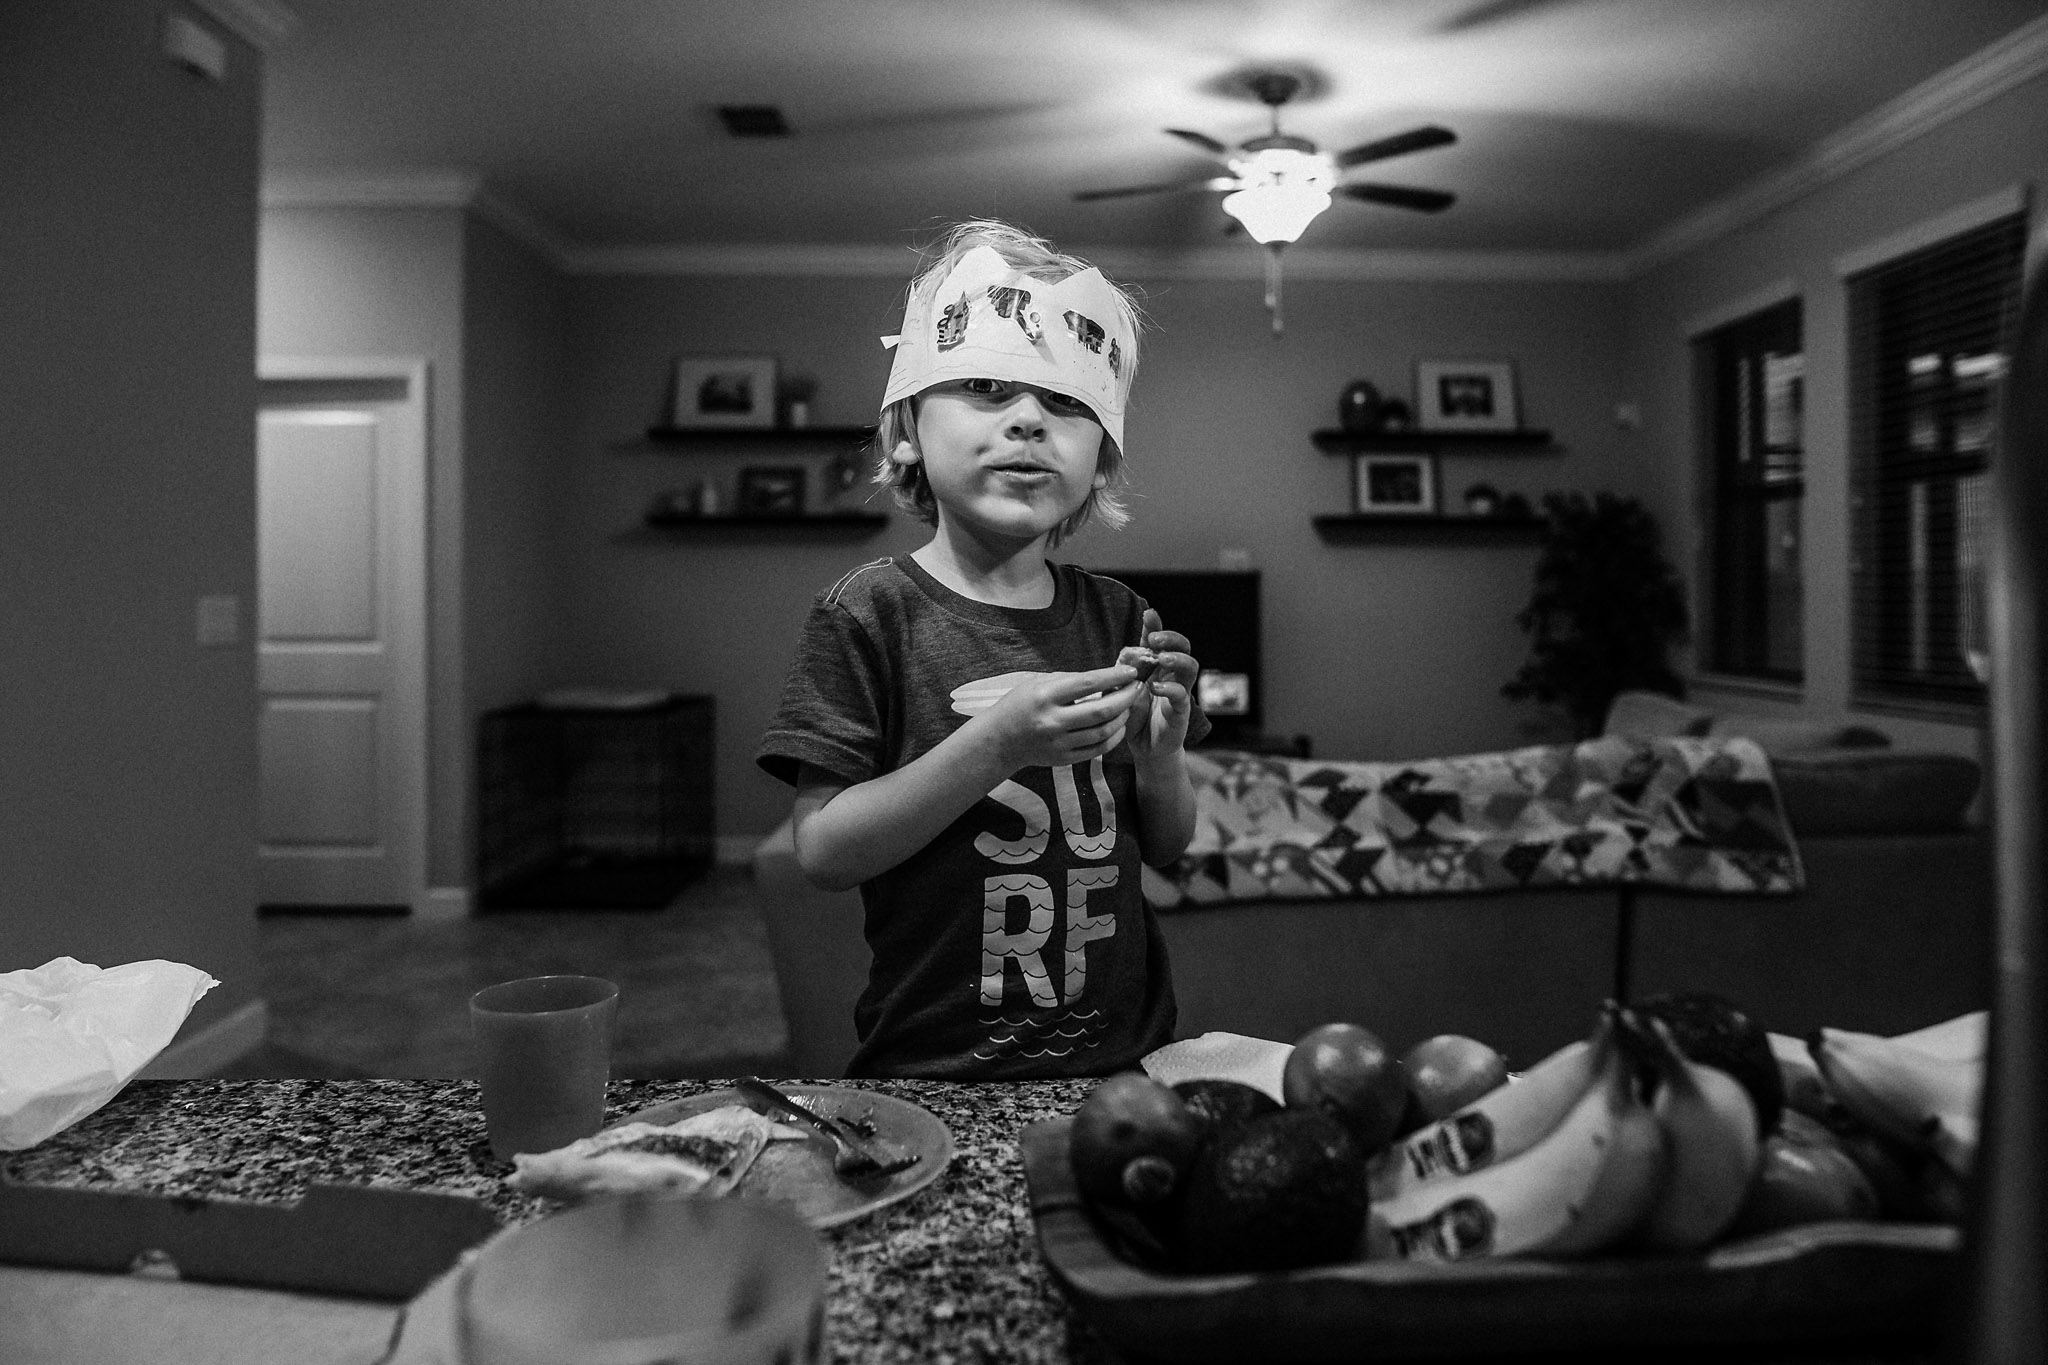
[751,692,1989,1077]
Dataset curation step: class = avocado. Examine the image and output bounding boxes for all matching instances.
[1171,1078,1282,1137]
[1634,991,1784,1139]
[1175,1109,1370,1273]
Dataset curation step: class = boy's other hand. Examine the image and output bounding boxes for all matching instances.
[980,664,1147,771]
[1126,608,1198,761]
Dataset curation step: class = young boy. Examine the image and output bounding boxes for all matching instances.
[756,220,1206,1079]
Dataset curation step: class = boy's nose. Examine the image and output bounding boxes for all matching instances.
[1003,393,1047,440]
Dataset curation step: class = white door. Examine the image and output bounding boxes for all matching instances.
[256,362,428,910]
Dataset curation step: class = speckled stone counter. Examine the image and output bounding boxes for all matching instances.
[0,1078,1119,1365]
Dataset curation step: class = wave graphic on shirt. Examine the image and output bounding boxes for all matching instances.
[972,1006,1108,1062]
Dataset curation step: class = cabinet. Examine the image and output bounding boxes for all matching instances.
[476,694,714,909]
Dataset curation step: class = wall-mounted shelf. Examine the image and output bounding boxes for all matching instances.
[1312,428,1556,454]
[644,511,888,534]
[645,425,875,447]
[1312,514,1546,543]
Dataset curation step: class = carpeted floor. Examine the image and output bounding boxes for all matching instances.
[226,862,792,1079]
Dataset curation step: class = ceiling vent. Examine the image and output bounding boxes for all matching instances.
[717,105,790,137]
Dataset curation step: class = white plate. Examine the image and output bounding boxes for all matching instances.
[619,1085,954,1229]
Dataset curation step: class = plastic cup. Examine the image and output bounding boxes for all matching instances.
[470,975,619,1160]
[462,1195,828,1365]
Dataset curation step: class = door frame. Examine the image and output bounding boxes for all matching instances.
[256,355,431,914]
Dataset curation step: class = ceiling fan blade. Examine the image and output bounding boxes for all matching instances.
[1435,0,1580,33]
[1334,125,1457,170]
[1341,183,1457,213]
[1075,178,1232,203]
[1163,127,1230,157]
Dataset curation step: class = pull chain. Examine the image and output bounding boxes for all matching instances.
[1264,244,1285,337]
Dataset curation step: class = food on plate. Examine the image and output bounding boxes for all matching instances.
[1171,1078,1281,1138]
[1728,1110,1880,1235]
[1176,1109,1369,1272]
[1366,1029,1667,1263]
[1282,1021,1407,1152]
[1069,1072,1204,1207]
[508,1104,804,1202]
[1116,644,1161,682]
[1633,991,1783,1139]
[1401,1033,1511,1122]
[1620,1011,1761,1251]
[1370,1007,1615,1204]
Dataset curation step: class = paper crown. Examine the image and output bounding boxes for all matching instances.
[881,245,1135,453]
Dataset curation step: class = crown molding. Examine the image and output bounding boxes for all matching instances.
[1627,13,2048,275]
[188,0,298,50]
[559,239,1629,283]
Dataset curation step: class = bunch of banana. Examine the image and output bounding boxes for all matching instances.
[1368,1008,1615,1204]
[1364,1005,1669,1262]
[1808,1024,1983,1159]
[1622,1013,1761,1251]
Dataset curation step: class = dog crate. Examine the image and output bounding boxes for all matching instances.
[476,693,714,909]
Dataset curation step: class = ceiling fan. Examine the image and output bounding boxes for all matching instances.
[1076,68,1456,334]
[1074,69,1457,238]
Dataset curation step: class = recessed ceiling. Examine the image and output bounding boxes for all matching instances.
[255,0,2048,262]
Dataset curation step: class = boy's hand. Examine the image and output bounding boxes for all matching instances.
[979,664,1147,771]
[1124,608,1198,764]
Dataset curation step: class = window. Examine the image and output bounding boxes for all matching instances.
[1847,213,2024,711]
[1700,299,1804,682]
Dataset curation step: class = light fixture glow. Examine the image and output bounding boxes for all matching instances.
[1220,146,1336,335]
[1220,147,1335,243]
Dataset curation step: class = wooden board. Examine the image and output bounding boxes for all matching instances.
[1019,1119,1961,1361]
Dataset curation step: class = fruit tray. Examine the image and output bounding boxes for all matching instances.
[1019,1119,1960,1362]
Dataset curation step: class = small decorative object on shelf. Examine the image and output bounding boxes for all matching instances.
[1375,397,1415,431]
[669,354,778,429]
[1463,481,1502,517]
[1337,380,1383,432]
[1354,453,1437,515]
[736,465,805,515]
[1415,358,1520,433]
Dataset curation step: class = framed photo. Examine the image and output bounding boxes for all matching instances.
[1354,453,1437,515]
[736,465,806,516]
[671,354,777,429]
[1415,359,1520,432]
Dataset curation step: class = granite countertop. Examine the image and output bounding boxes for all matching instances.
[1,1077,1118,1365]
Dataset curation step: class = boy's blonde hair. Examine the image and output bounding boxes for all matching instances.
[873,220,1145,547]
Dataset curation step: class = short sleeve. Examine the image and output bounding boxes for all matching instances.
[755,598,890,788]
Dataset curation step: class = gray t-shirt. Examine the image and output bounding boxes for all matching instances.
[757,555,1205,1079]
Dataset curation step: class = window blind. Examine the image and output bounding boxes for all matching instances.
[1847,212,2024,711]
[1701,299,1803,682]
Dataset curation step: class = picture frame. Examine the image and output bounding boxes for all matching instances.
[670,354,778,429]
[736,465,806,516]
[1415,358,1520,432]
[1354,453,1437,515]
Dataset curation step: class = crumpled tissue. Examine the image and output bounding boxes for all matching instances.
[1141,1030,1294,1102]
[0,956,218,1150]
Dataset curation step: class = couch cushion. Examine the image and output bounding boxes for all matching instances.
[1703,715,1892,754]
[1603,690,1714,738]
[1772,749,1982,836]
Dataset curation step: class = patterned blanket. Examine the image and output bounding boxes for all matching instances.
[1142,735,1803,910]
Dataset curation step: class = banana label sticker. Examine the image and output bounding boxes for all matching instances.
[1398,1112,1497,1182]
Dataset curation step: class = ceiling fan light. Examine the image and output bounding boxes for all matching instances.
[1221,184,1331,244]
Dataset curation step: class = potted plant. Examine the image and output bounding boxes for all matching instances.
[1504,491,1690,738]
